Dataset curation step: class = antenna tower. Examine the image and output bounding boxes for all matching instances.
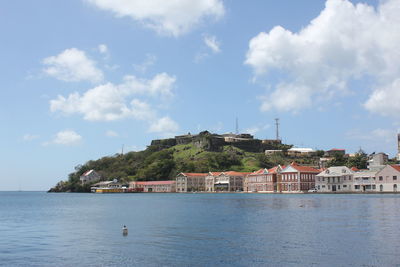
[235,117,239,135]
[275,118,280,140]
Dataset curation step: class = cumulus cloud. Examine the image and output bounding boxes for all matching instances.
[245,0,400,115]
[45,130,83,146]
[50,73,175,121]
[364,79,400,116]
[98,44,108,54]
[148,116,179,137]
[204,35,221,53]
[43,48,104,83]
[85,0,225,36]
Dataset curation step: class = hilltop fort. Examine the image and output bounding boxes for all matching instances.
[150,130,283,152]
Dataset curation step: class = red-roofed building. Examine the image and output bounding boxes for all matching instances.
[80,169,101,184]
[375,165,400,192]
[206,171,251,192]
[244,165,284,192]
[176,172,208,192]
[129,180,176,192]
[279,163,320,192]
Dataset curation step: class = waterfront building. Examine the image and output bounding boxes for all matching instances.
[375,165,400,192]
[80,169,101,184]
[353,169,380,192]
[205,172,222,192]
[244,166,283,192]
[91,179,126,193]
[129,181,176,192]
[212,171,250,192]
[176,173,207,192]
[279,163,319,192]
[316,166,354,192]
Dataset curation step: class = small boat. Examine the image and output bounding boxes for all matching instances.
[122,225,128,236]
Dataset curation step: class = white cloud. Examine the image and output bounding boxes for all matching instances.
[45,130,83,146]
[364,79,400,116]
[43,48,104,83]
[148,116,179,137]
[22,134,39,141]
[85,0,225,36]
[50,73,175,121]
[98,44,108,54]
[204,35,220,53]
[245,0,400,114]
[133,54,157,73]
[105,130,119,137]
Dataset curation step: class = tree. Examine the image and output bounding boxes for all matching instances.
[346,150,368,169]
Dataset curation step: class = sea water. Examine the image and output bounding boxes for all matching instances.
[1,192,400,266]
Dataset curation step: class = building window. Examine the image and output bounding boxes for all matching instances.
[338,185,341,190]
[379,176,383,181]
[394,184,397,192]
[372,185,376,190]
[380,185,383,192]
[394,176,397,181]
[343,185,347,188]
[355,185,360,189]
[322,185,325,188]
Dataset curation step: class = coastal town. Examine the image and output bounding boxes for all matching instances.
[81,132,400,194]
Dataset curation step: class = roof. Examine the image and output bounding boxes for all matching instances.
[328,148,345,151]
[251,168,268,175]
[288,147,315,153]
[353,169,380,177]
[287,162,320,173]
[82,170,94,176]
[179,172,207,177]
[133,181,175,185]
[268,165,285,173]
[220,171,251,176]
[208,172,223,176]
[351,167,359,171]
[390,165,400,172]
[317,166,353,177]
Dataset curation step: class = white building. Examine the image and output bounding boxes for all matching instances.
[353,169,380,192]
[316,166,354,192]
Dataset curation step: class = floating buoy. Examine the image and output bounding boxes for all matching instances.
[122,225,128,236]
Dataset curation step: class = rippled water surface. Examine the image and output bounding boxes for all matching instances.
[1,192,400,266]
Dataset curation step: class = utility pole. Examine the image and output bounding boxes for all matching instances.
[275,118,280,140]
[121,144,124,155]
[235,117,239,135]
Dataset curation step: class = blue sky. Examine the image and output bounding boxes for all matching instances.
[1,0,400,190]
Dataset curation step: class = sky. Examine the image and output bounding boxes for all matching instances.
[1,0,400,190]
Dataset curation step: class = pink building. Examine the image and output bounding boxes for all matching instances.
[244,166,284,192]
[279,163,320,192]
[375,165,400,192]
